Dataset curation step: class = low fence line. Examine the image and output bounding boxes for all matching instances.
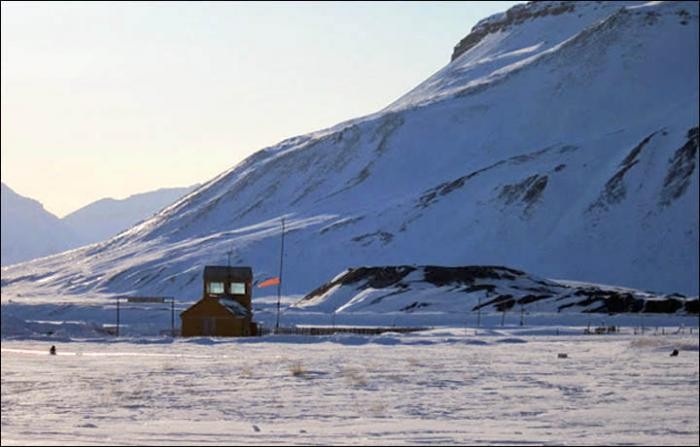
[257,326,429,336]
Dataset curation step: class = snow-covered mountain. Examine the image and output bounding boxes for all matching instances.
[2,1,698,303]
[0,183,79,266]
[295,265,698,315]
[0,183,197,266]
[62,185,198,247]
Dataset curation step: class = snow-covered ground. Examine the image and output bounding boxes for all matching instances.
[2,330,699,445]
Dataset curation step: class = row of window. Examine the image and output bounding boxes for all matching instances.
[207,281,246,295]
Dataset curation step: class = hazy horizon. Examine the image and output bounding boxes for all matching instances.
[1,1,520,217]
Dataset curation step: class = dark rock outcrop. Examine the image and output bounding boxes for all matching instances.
[451,2,576,62]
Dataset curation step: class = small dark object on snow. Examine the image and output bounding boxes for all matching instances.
[252,424,261,432]
[557,353,568,359]
[670,349,679,357]
[49,346,56,355]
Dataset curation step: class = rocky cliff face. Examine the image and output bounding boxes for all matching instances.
[451,1,577,62]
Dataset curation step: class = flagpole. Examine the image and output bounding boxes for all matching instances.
[275,217,285,333]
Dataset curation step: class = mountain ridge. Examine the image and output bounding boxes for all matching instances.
[1,183,79,265]
[1,183,197,265]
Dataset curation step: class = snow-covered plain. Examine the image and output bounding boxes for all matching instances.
[2,331,699,445]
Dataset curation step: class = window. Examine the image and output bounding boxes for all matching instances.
[229,282,246,295]
[207,281,225,295]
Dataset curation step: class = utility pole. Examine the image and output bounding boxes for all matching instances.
[116,297,120,337]
[476,297,481,328]
[275,217,286,333]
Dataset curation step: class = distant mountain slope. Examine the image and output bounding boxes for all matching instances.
[62,185,198,247]
[1,183,197,266]
[0,183,78,265]
[2,1,698,301]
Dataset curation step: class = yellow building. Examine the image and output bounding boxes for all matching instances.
[180,266,257,337]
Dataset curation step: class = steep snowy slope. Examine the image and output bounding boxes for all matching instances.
[1,1,698,302]
[0,183,79,266]
[62,185,198,247]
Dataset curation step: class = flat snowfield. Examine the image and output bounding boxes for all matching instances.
[2,332,699,446]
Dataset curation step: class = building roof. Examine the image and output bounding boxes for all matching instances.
[180,297,250,318]
[203,266,253,282]
[219,298,250,317]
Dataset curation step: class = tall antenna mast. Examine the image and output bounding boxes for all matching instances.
[275,217,286,333]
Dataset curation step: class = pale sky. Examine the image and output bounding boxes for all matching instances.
[1,1,520,217]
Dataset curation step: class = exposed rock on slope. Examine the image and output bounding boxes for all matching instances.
[297,266,699,315]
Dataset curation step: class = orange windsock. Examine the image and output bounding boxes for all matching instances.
[258,277,281,288]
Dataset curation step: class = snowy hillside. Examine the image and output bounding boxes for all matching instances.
[1,1,698,304]
[62,185,198,247]
[0,183,79,266]
[295,265,698,315]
